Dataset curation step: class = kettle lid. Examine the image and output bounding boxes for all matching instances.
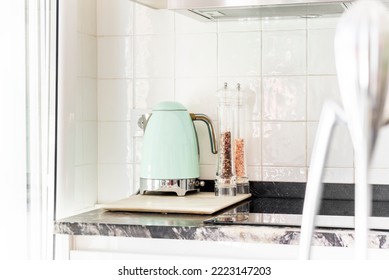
[153,101,187,111]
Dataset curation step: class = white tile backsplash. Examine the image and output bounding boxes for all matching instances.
[307,75,341,121]
[78,0,97,35]
[98,164,134,202]
[135,78,175,109]
[218,19,261,33]
[200,164,217,180]
[135,3,175,35]
[75,164,98,207]
[307,122,354,168]
[194,122,218,165]
[262,30,306,75]
[135,35,175,78]
[218,78,262,122]
[97,36,133,78]
[263,76,306,121]
[308,29,337,74]
[307,16,339,29]
[90,3,389,203]
[263,167,307,182]
[322,168,354,183]
[97,0,133,36]
[247,166,262,181]
[58,0,98,216]
[98,79,133,121]
[175,77,218,120]
[176,33,217,77]
[175,13,217,34]
[78,34,97,78]
[246,122,262,166]
[218,32,261,76]
[262,122,306,167]
[98,122,132,164]
[371,126,389,168]
[262,17,306,31]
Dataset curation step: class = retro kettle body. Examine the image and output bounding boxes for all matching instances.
[139,101,217,196]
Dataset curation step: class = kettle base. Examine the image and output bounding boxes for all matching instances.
[139,178,203,196]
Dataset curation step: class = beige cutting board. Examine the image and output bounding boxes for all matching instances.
[102,192,251,214]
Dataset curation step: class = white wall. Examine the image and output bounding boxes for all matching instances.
[57,0,97,218]
[56,0,389,205]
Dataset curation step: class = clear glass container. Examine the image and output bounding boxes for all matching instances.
[215,83,236,196]
[233,83,250,194]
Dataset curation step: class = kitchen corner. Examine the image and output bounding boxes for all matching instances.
[53,0,389,261]
[6,0,389,266]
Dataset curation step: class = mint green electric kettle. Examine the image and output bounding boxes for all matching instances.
[139,101,217,196]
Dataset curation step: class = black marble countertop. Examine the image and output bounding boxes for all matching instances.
[54,196,389,249]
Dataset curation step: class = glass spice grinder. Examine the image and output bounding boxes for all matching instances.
[215,83,237,196]
[233,83,249,194]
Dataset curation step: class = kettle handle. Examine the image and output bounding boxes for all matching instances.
[190,113,218,154]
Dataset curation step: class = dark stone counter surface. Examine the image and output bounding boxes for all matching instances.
[54,197,389,249]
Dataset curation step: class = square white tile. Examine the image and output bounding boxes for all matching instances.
[262,122,306,166]
[218,19,261,32]
[194,122,218,165]
[176,33,217,77]
[86,35,97,78]
[135,35,175,78]
[133,163,141,188]
[76,78,97,121]
[134,3,174,35]
[175,12,217,34]
[175,77,218,120]
[134,136,143,164]
[98,37,133,79]
[75,121,97,166]
[83,78,98,121]
[76,33,83,77]
[246,121,261,166]
[83,122,98,165]
[308,29,336,74]
[262,30,306,75]
[78,0,97,35]
[218,32,261,76]
[218,78,261,121]
[75,122,83,166]
[307,122,353,168]
[322,168,354,183]
[98,79,133,121]
[98,122,132,164]
[97,0,133,36]
[263,167,307,182]
[79,34,97,78]
[263,76,306,121]
[307,75,341,121]
[262,17,306,31]
[98,164,134,203]
[371,126,389,168]
[200,164,217,180]
[135,78,174,109]
[369,169,389,184]
[247,166,262,181]
[74,164,97,208]
[307,16,340,29]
